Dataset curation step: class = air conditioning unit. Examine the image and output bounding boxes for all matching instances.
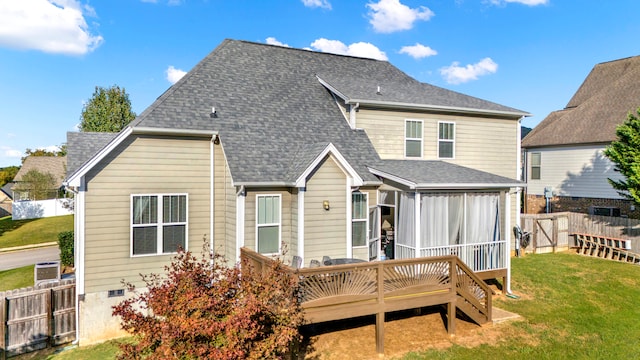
[34,261,61,285]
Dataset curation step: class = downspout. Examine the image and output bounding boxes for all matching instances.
[349,102,360,129]
[210,137,215,258]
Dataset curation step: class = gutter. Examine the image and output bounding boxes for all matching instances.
[348,99,531,118]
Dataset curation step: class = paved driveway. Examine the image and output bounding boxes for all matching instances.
[0,246,60,271]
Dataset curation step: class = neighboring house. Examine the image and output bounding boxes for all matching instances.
[522,55,640,217]
[11,156,71,220]
[0,182,12,217]
[65,39,528,345]
[12,156,67,201]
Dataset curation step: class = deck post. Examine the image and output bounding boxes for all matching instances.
[375,262,385,355]
[448,258,456,335]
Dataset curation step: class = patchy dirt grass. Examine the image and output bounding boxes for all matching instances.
[300,302,523,360]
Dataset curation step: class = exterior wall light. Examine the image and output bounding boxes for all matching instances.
[323,200,330,211]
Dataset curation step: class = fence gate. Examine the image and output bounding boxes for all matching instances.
[521,213,570,253]
[1,280,75,359]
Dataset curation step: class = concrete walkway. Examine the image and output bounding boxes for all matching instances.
[492,306,522,324]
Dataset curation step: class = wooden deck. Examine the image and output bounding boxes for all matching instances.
[240,248,493,355]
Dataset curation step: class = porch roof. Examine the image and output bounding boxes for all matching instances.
[368,160,525,190]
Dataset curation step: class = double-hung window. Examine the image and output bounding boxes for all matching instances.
[438,122,455,159]
[131,194,187,256]
[530,153,541,180]
[256,194,281,254]
[352,192,368,247]
[405,120,423,158]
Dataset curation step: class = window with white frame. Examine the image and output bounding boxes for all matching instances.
[352,192,368,247]
[256,194,281,254]
[131,194,187,256]
[530,153,541,180]
[438,122,455,158]
[405,120,423,158]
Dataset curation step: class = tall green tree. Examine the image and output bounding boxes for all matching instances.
[20,144,67,163]
[0,166,19,187]
[79,85,136,132]
[604,107,640,205]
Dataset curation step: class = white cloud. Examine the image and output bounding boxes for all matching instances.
[301,0,332,10]
[266,37,290,47]
[166,66,187,84]
[399,43,437,59]
[366,0,434,33]
[440,58,498,84]
[1,146,22,158]
[310,38,387,61]
[0,0,103,55]
[7,133,16,138]
[486,0,548,6]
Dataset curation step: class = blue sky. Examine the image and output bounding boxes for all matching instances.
[1,0,639,168]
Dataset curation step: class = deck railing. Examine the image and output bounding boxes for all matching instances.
[395,240,507,272]
[239,247,492,355]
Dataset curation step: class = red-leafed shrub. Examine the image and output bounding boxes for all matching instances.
[112,244,305,359]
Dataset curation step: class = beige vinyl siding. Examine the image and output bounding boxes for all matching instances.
[213,143,236,263]
[304,155,348,262]
[357,109,518,178]
[244,188,293,255]
[83,135,211,293]
[525,145,624,199]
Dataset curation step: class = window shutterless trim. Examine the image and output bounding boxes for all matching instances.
[130,193,188,257]
[404,119,424,158]
[255,194,282,255]
[351,191,369,248]
[530,152,541,180]
[437,121,455,159]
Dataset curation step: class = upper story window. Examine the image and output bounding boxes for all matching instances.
[352,192,368,247]
[530,153,541,180]
[131,194,187,256]
[405,120,423,158]
[256,194,281,254]
[438,122,455,159]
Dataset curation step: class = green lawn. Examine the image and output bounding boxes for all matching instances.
[404,252,640,359]
[0,265,34,291]
[0,214,73,249]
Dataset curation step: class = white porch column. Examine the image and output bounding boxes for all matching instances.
[236,187,246,262]
[414,191,420,257]
[504,190,512,294]
[297,187,305,263]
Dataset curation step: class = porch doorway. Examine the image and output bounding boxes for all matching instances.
[381,205,395,259]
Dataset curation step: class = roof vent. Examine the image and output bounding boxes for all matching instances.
[376,85,381,95]
[210,106,217,118]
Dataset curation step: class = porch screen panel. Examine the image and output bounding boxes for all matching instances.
[396,192,415,247]
[421,193,463,248]
[465,193,500,243]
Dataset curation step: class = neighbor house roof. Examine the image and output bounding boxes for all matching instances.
[13,156,67,189]
[523,55,640,148]
[368,160,524,190]
[1,182,12,201]
[68,39,527,187]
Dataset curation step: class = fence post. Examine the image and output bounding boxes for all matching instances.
[1,295,6,360]
[47,288,54,348]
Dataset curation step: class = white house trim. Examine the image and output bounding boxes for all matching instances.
[294,143,363,188]
[297,187,305,262]
[235,186,246,262]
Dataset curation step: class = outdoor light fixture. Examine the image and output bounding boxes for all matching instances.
[323,200,330,211]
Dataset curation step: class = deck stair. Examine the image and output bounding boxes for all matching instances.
[574,233,640,264]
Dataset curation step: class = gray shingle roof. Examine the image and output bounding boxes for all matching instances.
[66,132,118,177]
[523,55,640,148]
[127,39,524,185]
[369,160,523,189]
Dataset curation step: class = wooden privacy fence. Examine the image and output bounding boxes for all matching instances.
[521,212,640,254]
[240,248,492,356]
[0,280,75,359]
